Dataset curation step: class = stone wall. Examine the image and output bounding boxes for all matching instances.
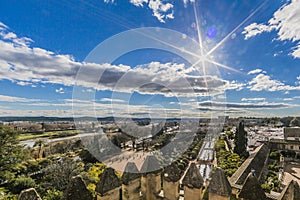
[208,193,230,200]
[97,187,121,200]
[122,178,141,200]
[163,180,179,200]
[141,173,161,200]
[184,186,202,200]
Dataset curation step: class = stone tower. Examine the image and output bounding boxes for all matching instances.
[121,162,141,200]
[18,188,42,200]
[182,163,204,200]
[278,180,300,200]
[140,155,162,200]
[163,163,182,200]
[62,175,93,200]
[207,167,232,200]
[238,172,266,200]
[96,167,122,200]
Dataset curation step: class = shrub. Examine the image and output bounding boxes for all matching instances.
[43,189,63,200]
[87,163,107,183]
[261,182,272,193]
[215,139,246,177]
[8,177,35,194]
[178,163,185,171]
[268,164,279,172]
[269,151,280,161]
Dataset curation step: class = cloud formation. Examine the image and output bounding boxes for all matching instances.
[247,69,265,75]
[242,0,300,58]
[0,22,240,97]
[105,0,194,22]
[241,98,265,102]
[99,98,126,103]
[199,101,290,109]
[248,73,300,92]
[0,94,38,102]
[55,87,65,94]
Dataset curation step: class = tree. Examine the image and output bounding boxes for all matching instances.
[41,158,84,192]
[8,176,35,194]
[233,121,248,158]
[0,125,28,181]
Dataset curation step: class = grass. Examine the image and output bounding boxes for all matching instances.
[18,130,80,141]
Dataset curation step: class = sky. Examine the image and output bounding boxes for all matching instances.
[0,0,300,119]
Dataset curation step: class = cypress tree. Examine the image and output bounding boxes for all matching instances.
[234,121,248,158]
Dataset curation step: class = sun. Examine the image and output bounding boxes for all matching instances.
[188,1,266,75]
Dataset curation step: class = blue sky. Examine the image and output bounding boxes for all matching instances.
[0,0,300,118]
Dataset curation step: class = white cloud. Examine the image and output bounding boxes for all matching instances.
[148,0,174,23]
[0,22,241,97]
[99,98,126,103]
[7,98,203,118]
[0,98,294,118]
[296,76,300,85]
[16,81,33,86]
[242,23,276,40]
[0,29,33,47]
[242,0,300,58]
[199,101,291,109]
[241,98,265,102]
[104,0,195,23]
[0,22,8,30]
[248,73,300,92]
[130,0,148,7]
[247,69,265,75]
[0,94,37,102]
[183,0,195,6]
[55,87,65,94]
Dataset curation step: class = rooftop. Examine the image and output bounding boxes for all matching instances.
[121,162,141,185]
[238,172,267,200]
[207,167,231,197]
[63,176,93,200]
[96,167,121,195]
[140,155,161,174]
[182,163,204,189]
[163,162,182,182]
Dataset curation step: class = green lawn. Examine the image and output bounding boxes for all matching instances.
[18,130,80,141]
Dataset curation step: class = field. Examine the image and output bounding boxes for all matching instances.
[18,130,80,141]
